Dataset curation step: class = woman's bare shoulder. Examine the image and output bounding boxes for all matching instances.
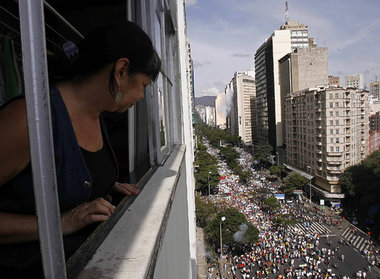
[0,98,30,186]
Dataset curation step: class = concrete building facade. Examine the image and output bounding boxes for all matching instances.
[284,87,369,205]
[231,72,256,145]
[280,20,309,51]
[186,40,196,152]
[328,76,340,87]
[370,111,380,132]
[225,72,256,144]
[279,46,328,163]
[254,30,291,150]
[369,130,380,154]
[345,74,365,89]
[370,81,380,100]
[370,98,380,115]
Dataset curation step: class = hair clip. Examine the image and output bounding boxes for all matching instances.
[63,41,79,62]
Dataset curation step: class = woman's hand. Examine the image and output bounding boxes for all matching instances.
[112,182,140,196]
[61,198,115,235]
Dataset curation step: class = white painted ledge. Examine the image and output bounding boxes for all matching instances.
[78,145,185,279]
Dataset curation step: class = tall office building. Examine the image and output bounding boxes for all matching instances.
[279,46,328,163]
[226,72,256,144]
[370,81,380,100]
[254,30,291,150]
[280,20,309,51]
[345,74,364,89]
[284,87,369,205]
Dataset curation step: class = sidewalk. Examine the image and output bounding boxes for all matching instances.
[196,227,208,279]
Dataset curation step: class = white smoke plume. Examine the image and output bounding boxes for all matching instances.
[225,86,234,115]
[233,223,248,243]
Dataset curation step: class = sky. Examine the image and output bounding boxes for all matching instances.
[185,0,380,98]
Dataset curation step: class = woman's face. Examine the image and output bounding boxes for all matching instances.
[116,72,151,112]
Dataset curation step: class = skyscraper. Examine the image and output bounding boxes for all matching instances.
[225,72,256,144]
[254,30,291,150]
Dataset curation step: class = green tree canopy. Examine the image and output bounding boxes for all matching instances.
[195,123,239,147]
[269,165,285,178]
[194,149,219,195]
[283,171,308,195]
[239,170,252,185]
[195,195,217,228]
[340,150,380,226]
[204,208,258,249]
[254,144,273,166]
[263,195,280,212]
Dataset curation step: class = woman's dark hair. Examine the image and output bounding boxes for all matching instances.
[67,20,161,93]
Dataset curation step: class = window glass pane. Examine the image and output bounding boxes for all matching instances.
[157,73,167,147]
[154,9,161,57]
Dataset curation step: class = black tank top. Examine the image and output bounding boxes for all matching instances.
[81,139,117,200]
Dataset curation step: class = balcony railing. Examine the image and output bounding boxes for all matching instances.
[327,151,342,157]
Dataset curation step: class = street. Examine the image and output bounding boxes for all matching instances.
[203,141,380,279]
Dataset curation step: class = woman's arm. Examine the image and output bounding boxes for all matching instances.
[0,198,115,244]
[0,212,38,243]
[0,99,30,186]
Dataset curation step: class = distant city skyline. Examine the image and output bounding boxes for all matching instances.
[185,0,380,97]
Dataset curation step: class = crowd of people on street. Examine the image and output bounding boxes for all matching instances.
[203,142,379,279]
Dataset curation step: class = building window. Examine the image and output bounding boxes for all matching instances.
[330,120,333,126]
[330,111,333,117]
[330,146,334,152]
[336,138,340,143]
[330,102,333,108]
[336,120,339,125]
[336,129,339,134]
[336,146,340,152]
[330,129,333,135]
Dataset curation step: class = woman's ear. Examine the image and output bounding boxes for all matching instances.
[114,58,130,82]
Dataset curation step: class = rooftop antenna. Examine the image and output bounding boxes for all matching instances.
[285,1,290,23]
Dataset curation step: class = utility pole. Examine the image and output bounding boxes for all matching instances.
[220,216,226,259]
[208,171,212,195]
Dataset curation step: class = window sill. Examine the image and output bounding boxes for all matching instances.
[76,144,185,279]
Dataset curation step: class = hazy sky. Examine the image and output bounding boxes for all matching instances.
[185,0,380,97]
